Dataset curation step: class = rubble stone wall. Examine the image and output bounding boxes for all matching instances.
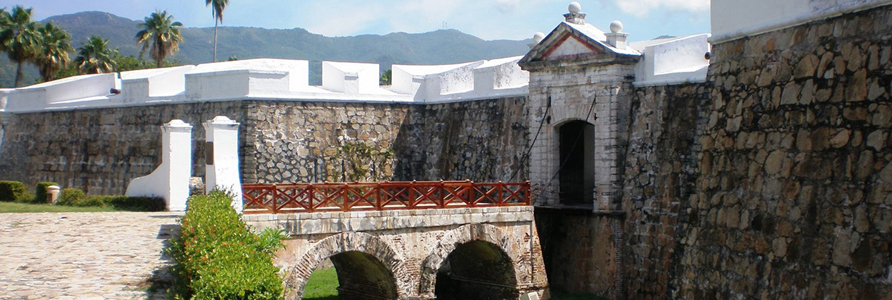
[0,97,529,195]
[535,209,621,298]
[0,101,248,195]
[677,6,892,299]
[622,83,709,299]
[534,6,892,300]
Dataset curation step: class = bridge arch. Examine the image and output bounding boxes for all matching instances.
[418,223,525,299]
[283,231,410,300]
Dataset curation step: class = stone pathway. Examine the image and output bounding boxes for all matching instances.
[0,212,182,300]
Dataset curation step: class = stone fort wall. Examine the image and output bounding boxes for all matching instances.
[0,97,529,195]
[534,83,709,299]
[621,83,709,298]
[0,3,889,300]
[676,5,892,299]
[535,4,892,300]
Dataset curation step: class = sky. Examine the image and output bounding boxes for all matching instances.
[1,0,711,42]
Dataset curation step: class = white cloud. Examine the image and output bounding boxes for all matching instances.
[303,2,388,36]
[494,0,522,13]
[610,0,709,18]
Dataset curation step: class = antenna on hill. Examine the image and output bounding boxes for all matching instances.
[442,21,447,29]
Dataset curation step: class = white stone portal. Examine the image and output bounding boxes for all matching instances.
[125,119,193,211]
[204,116,243,213]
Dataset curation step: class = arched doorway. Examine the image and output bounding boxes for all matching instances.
[558,120,595,206]
[303,251,398,300]
[434,240,518,300]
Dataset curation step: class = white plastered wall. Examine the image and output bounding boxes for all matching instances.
[632,34,711,86]
[711,0,892,43]
[204,116,243,213]
[125,119,193,211]
[322,61,380,94]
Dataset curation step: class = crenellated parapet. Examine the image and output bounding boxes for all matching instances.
[0,56,533,113]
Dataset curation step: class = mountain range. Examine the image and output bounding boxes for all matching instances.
[0,11,532,88]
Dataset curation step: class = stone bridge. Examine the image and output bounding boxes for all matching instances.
[244,206,548,300]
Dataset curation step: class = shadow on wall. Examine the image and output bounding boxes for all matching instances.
[390,97,529,182]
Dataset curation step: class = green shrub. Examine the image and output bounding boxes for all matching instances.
[34,182,59,204]
[74,196,105,207]
[0,181,28,202]
[47,192,166,210]
[170,191,285,300]
[57,188,86,206]
[17,192,36,203]
[100,196,166,211]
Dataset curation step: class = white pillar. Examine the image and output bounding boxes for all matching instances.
[204,116,243,213]
[0,112,9,157]
[125,119,193,211]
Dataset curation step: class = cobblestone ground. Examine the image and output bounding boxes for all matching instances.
[0,212,182,300]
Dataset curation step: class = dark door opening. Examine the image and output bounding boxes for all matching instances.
[435,241,518,300]
[558,120,595,206]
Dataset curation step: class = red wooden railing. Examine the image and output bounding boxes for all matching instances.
[241,180,531,214]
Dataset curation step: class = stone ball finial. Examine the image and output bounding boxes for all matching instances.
[533,32,546,44]
[569,2,582,13]
[609,20,624,33]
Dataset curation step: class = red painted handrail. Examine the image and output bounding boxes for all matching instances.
[241,180,531,214]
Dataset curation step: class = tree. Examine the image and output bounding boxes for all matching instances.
[205,0,228,62]
[111,54,156,72]
[0,5,38,87]
[34,23,73,82]
[380,69,392,85]
[74,36,117,74]
[135,10,184,68]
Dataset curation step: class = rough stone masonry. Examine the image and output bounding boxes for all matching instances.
[522,3,892,300]
[0,97,528,195]
[0,2,890,300]
[678,5,892,299]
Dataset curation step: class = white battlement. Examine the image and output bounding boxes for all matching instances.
[5,73,118,111]
[391,56,530,103]
[185,59,309,101]
[322,61,380,95]
[631,34,711,86]
[475,56,529,91]
[122,66,195,103]
[1,56,534,113]
[0,34,714,113]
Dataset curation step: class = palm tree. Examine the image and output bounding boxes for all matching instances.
[0,5,38,87]
[206,0,228,62]
[74,36,117,74]
[34,23,74,82]
[135,10,184,68]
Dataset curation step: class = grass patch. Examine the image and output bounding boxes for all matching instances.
[0,201,116,213]
[550,292,608,300]
[303,267,338,300]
